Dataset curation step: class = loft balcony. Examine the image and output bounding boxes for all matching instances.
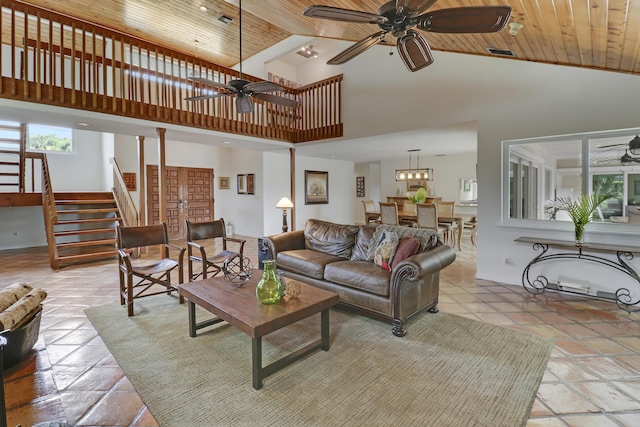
[0,0,343,143]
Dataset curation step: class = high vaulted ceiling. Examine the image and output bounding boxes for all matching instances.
[18,0,640,76]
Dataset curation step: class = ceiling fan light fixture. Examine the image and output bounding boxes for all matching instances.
[297,45,319,58]
[236,95,254,114]
[508,22,524,35]
[629,135,640,155]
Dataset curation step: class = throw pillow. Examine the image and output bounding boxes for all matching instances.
[373,230,399,271]
[350,224,378,261]
[391,235,420,270]
[366,225,438,261]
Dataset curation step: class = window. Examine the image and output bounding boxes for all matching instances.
[503,128,640,222]
[27,124,73,153]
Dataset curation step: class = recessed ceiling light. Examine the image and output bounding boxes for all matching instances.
[223,141,230,144]
[199,5,207,12]
[76,122,90,127]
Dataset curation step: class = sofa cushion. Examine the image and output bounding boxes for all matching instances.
[367,225,438,261]
[350,224,378,261]
[304,219,360,259]
[391,235,421,270]
[373,230,399,271]
[324,261,391,297]
[276,249,344,280]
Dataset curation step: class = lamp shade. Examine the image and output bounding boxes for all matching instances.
[276,197,294,209]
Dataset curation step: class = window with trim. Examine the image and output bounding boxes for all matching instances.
[27,124,73,153]
[503,128,640,222]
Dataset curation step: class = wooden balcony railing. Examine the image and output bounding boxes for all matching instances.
[0,0,343,143]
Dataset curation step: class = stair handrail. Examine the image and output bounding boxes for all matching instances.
[33,152,60,269]
[111,158,139,227]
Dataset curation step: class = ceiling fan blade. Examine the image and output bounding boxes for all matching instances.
[184,93,228,101]
[244,81,282,94]
[397,30,434,72]
[396,0,438,17]
[188,75,236,92]
[253,93,298,108]
[328,31,387,65]
[303,5,387,24]
[597,143,628,149]
[416,6,512,33]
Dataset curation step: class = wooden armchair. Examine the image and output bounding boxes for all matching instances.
[186,219,247,281]
[116,223,185,316]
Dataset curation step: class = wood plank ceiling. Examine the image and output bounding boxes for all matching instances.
[13,0,640,75]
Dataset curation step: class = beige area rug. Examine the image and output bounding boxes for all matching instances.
[86,296,553,427]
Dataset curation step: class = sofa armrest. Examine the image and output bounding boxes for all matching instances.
[393,243,457,280]
[263,230,306,260]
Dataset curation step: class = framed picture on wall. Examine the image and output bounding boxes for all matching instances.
[219,176,230,190]
[237,174,246,194]
[356,176,365,197]
[407,179,427,191]
[247,174,255,195]
[305,170,329,204]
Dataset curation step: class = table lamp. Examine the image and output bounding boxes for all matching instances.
[276,197,294,232]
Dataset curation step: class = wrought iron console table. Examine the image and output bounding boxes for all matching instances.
[515,237,640,312]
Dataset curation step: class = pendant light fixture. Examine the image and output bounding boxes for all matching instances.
[395,149,434,181]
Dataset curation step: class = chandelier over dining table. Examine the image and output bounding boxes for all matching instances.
[395,149,433,181]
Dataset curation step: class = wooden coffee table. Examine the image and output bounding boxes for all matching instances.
[178,274,339,389]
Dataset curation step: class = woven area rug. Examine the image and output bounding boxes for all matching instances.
[86,295,553,427]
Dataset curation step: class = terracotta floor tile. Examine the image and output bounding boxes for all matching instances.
[536,383,600,414]
[612,381,640,402]
[76,391,145,426]
[504,312,545,325]
[554,339,600,356]
[524,324,570,339]
[66,366,125,391]
[6,394,67,427]
[546,358,599,382]
[51,365,91,390]
[615,337,640,353]
[554,323,603,339]
[585,323,631,337]
[58,391,104,425]
[5,371,58,409]
[562,414,620,427]
[529,398,553,417]
[581,338,636,355]
[572,381,640,411]
[474,311,515,325]
[612,413,640,427]
[526,417,572,426]
[579,356,640,379]
[533,311,575,324]
[132,407,160,427]
[616,355,640,373]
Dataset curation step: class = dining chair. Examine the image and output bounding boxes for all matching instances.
[379,202,399,226]
[463,216,478,246]
[186,218,247,281]
[415,203,449,242]
[116,223,185,316]
[436,201,458,246]
[362,200,381,223]
[400,200,417,226]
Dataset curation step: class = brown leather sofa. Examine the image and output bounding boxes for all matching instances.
[263,219,456,336]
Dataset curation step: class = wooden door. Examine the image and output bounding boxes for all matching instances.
[147,166,214,239]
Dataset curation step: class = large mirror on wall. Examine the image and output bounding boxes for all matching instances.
[503,128,640,223]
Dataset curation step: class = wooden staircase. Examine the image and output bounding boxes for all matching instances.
[52,192,121,268]
[0,123,25,192]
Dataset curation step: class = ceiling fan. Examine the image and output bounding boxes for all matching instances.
[597,135,640,155]
[303,0,512,72]
[185,0,297,114]
[595,149,640,166]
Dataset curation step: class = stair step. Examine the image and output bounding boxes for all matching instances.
[56,208,119,215]
[57,217,122,225]
[55,228,115,237]
[56,199,116,205]
[57,239,116,249]
[0,161,19,166]
[58,250,118,263]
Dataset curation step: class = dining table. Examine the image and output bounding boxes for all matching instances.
[397,205,474,251]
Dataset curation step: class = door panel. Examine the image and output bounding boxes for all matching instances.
[147,166,214,239]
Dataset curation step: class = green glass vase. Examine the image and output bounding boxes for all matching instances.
[256,260,282,304]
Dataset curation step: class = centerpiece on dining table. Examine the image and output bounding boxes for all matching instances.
[407,186,427,204]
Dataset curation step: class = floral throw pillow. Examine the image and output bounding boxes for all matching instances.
[373,230,399,271]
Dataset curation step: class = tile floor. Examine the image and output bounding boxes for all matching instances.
[2,235,640,426]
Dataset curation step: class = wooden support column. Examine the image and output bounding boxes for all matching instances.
[289,147,296,231]
[137,135,146,226]
[157,128,167,225]
[19,123,26,193]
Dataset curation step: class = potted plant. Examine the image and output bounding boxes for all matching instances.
[407,186,427,204]
[549,193,612,245]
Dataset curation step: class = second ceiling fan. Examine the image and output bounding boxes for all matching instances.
[185,0,297,114]
[303,0,512,72]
